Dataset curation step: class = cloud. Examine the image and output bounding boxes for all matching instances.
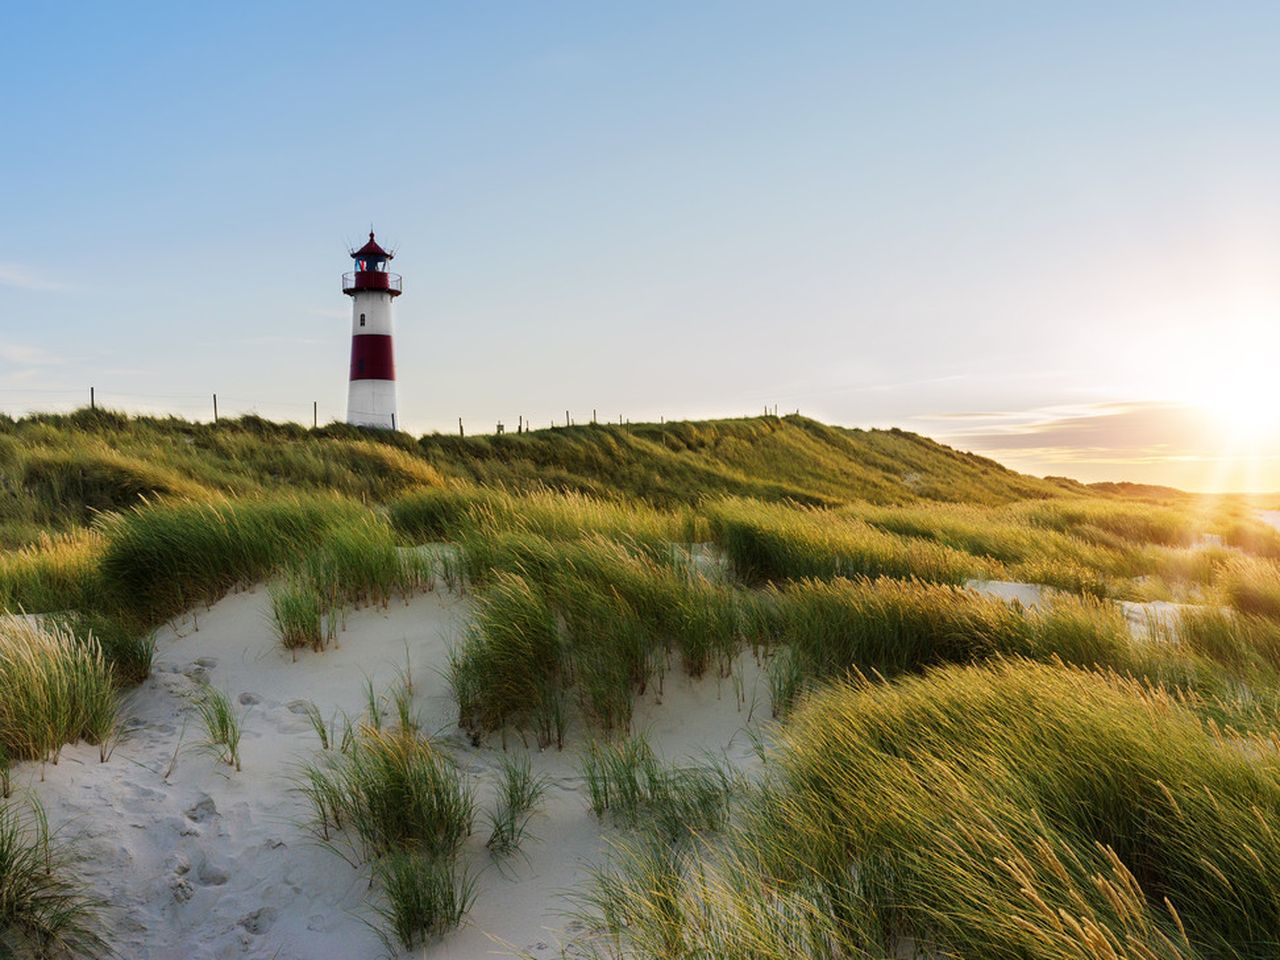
[0,341,62,366]
[937,402,1224,463]
[0,263,65,292]
[914,401,1280,490]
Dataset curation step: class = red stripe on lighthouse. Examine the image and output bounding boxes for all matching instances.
[349,335,396,381]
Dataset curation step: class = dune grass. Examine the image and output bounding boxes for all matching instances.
[95,495,373,625]
[269,573,327,652]
[21,445,208,523]
[0,617,116,766]
[1219,555,1280,620]
[195,686,242,772]
[388,484,700,564]
[451,569,566,748]
[0,532,104,617]
[450,531,752,745]
[372,851,475,951]
[581,736,737,844]
[452,526,1148,740]
[581,661,1280,959]
[0,797,107,958]
[708,497,994,586]
[303,725,474,862]
[485,754,548,858]
[267,514,435,654]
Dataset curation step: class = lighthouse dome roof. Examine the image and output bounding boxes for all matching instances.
[351,231,392,259]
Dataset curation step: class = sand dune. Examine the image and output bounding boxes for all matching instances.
[11,586,768,959]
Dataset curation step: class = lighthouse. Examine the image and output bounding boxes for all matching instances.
[342,231,402,429]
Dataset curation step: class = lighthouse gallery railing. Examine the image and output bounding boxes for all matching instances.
[342,272,402,294]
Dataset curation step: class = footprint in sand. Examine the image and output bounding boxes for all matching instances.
[238,907,277,935]
[196,859,229,886]
[185,794,219,823]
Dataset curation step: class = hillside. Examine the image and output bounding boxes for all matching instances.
[0,408,1074,548]
[421,415,1075,505]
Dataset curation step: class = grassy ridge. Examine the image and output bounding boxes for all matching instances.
[0,410,1070,552]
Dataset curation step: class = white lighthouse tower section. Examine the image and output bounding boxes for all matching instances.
[342,229,402,431]
[346,289,397,429]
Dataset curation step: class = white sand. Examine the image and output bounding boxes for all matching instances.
[12,587,769,960]
[966,578,1204,641]
[1257,510,1280,532]
[964,579,1046,608]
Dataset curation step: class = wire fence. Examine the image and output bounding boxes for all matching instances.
[0,387,328,428]
[0,387,794,437]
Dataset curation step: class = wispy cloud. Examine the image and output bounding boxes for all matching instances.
[933,402,1219,460]
[0,341,63,367]
[0,263,65,292]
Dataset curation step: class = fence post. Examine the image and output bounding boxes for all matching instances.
[459,417,464,438]
[213,394,218,422]
[90,386,95,410]
[313,401,318,429]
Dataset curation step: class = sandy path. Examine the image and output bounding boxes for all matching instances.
[12,586,768,960]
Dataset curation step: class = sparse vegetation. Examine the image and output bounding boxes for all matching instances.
[372,851,475,952]
[485,754,548,858]
[194,685,242,772]
[0,797,107,958]
[303,725,474,861]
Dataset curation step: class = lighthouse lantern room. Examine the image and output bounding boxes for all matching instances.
[342,231,403,429]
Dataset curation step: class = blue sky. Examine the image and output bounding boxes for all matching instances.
[4,2,1280,489]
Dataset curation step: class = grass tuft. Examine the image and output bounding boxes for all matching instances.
[0,797,107,958]
[0,616,117,765]
[485,754,548,858]
[195,686,242,772]
[371,851,475,951]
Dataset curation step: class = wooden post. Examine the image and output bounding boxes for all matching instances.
[313,401,318,429]
[213,394,218,422]
[90,386,95,410]
[459,417,464,437]
[565,410,570,427]
[518,415,523,434]
[592,408,597,424]
[391,413,396,431]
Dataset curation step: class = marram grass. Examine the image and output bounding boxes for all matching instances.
[0,616,116,765]
[372,851,475,951]
[0,797,107,958]
[485,754,548,858]
[302,725,474,862]
[577,661,1280,960]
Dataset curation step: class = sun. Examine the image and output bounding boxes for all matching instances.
[1174,323,1280,447]
[1195,374,1280,444]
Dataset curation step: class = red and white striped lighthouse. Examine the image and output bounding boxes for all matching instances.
[342,231,402,429]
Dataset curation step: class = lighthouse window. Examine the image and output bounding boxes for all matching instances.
[360,313,366,327]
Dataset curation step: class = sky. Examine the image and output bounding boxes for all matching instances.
[3,2,1280,491]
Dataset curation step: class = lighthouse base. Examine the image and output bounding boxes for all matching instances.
[347,379,398,430]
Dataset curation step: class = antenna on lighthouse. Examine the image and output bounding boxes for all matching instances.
[341,228,403,430]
